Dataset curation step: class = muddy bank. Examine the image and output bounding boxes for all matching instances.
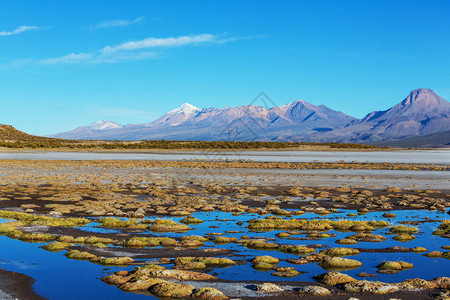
[0,267,46,300]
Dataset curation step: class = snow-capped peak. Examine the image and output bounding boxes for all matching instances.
[88,120,122,130]
[168,103,201,115]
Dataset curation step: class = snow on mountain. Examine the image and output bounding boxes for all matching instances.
[88,120,123,130]
[146,103,201,127]
[50,88,450,145]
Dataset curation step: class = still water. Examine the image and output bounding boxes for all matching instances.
[0,150,448,164]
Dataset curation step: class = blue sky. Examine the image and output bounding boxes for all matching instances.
[1,0,449,135]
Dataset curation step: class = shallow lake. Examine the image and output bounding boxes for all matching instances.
[0,150,448,164]
[1,209,449,299]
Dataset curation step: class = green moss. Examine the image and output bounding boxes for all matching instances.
[213,236,238,244]
[278,245,315,254]
[252,255,279,265]
[393,234,415,241]
[320,257,362,270]
[148,219,190,232]
[180,216,203,224]
[320,247,360,257]
[390,225,418,234]
[242,240,279,249]
[99,257,134,265]
[0,210,89,227]
[41,241,71,251]
[98,217,147,229]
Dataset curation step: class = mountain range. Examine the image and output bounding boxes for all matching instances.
[51,88,450,146]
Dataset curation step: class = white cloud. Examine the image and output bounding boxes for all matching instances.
[95,16,145,29]
[15,33,255,66]
[38,34,220,64]
[39,52,93,64]
[0,25,40,36]
[101,34,216,53]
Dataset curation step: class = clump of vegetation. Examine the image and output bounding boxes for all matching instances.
[410,247,427,252]
[316,271,356,285]
[122,237,178,247]
[179,216,203,224]
[247,218,388,232]
[319,247,360,257]
[425,251,444,258]
[0,210,89,227]
[41,241,71,251]
[336,238,358,245]
[275,232,291,238]
[241,239,279,249]
[99,257,135,265]
[65,250,99,261]
[252,256,279,269]
[173,257,236,269]
[390,225,418,234]
[433,221,450,237]
[347,233,386,242]
[393,234,415,241]
[382,213,397,218]
[191,287,228,300]
[150,281,195,298]
[278,245,315,254]
[378,261,413,271]
[147,219,190,232]
[320,257,362,270]
[98,217,147,229]
[213,236,238,244]
[271,267,301,277]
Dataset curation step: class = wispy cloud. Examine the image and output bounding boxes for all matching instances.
[37,34,226,64]
[0,25,40,36]
[95,16,145,29]
[101,34,216,53]
[39,52,93,64]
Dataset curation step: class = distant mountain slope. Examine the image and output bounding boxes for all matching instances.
[50,88,450,146]
[51,99,356,141]
[371,130,450,148]
[301,88,450,143]
[54,120,124,140]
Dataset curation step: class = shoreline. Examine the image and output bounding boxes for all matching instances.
[0,267,46,300]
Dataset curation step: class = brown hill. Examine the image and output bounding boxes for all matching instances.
[0,125,58,142]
